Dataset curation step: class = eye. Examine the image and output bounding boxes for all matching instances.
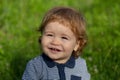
[46,33,53,37]
[61,36,68,40]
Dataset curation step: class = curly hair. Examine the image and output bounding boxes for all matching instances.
[38,6,87,58]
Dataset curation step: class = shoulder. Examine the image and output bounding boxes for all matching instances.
[75,57,88,72]
[75,57,87,66]
[22,55,44,79]
[29,55,43,63]
[75,57,91,80]
[26,55,44,71]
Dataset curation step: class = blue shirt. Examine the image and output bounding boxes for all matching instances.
[22,54,90,80]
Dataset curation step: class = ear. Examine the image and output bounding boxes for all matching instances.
[74,41,80,51]
[38,36,42,43]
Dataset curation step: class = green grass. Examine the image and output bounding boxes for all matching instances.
[0,0,120,80]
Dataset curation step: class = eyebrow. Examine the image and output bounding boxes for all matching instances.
[43,30,53,33]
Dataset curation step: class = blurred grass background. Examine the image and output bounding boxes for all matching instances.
[0,0,120,80]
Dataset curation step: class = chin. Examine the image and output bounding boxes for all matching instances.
[49,56,59,60]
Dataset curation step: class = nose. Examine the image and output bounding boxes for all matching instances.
[51,37,60,45]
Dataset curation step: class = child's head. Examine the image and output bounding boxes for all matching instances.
[39,6,87,59]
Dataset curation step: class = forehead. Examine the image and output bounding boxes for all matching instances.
[46,18,74,31]
[45,21,71,31]
[44,21,75,36]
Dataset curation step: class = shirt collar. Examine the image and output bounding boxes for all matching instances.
[42,53,75,68]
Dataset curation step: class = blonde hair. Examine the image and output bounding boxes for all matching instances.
[38,6,87,58]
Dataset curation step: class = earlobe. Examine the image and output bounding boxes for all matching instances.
[38,36,42,43]
[74,42,80,51]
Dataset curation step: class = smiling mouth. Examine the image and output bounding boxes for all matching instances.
[49,48,61,52]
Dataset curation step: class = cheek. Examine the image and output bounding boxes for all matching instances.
[41,37,47,47]
[65,43,76,52]
[41,36,51,47]
[41,38,49,53]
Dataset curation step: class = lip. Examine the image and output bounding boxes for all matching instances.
[48,47,62,53]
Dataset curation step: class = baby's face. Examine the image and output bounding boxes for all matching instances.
[41,21,79,64]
